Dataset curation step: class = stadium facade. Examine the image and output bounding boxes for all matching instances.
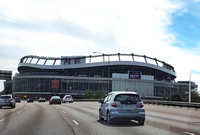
[11,53,197,99]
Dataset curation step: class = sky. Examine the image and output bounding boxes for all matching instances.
[0,0,200,92]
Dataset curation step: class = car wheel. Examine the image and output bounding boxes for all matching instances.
[107,112,112,124]
[99,110,103,121]
[138,118,145,125]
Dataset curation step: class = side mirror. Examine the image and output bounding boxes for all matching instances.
[99,100,103,104]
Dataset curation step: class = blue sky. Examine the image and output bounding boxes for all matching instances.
[0,0,200,92]
[171,2,200,49]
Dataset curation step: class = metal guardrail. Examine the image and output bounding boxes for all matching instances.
[143,100,200,109]
[74,99,200,108]
[74,99,101,102]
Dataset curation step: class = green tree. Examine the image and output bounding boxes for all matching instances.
[191,91,200,103]
[183,91,200,103]
[0,90,5,95]
[169,92,182,101]
[84,91,94,99]
[94,90,106,99]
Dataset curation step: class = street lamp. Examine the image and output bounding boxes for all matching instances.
[189,73,191,103]
[93,52,110,94]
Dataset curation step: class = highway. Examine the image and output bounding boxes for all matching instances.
[0,101,199,135]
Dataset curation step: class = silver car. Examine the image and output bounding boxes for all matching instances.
[99,91,145,125]
[0,95,16,109]
[62,95,73,103]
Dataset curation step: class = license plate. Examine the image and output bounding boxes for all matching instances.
[127,109,131,112]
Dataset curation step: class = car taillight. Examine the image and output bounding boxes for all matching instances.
[111,103,117,108]
[10,98,13,101]
[140,104,144,108]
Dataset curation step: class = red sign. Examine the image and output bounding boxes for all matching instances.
[52,80,60,88]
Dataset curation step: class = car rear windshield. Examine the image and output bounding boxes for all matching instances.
[0,96,11,99]
[114,94,141,104]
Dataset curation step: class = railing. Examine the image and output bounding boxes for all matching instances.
[143,100,200,109]
[73,99,200,108]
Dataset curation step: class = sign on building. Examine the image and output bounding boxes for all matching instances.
[128,71,141,79]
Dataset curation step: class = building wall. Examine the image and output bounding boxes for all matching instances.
[112,79,154,97]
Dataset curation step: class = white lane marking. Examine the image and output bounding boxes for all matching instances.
[17,111,21,113]
[63,111,66,114]
[0,119,5,122]
[73,120,79,125]
[184,132,195,135]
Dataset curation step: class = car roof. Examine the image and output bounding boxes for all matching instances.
[52,96,60,98]
[108,91,138,95]
[0,95,12,97]
[1,95,12,96]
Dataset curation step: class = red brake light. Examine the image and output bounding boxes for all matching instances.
[111,103,117,108]
[140,104,144,108]
[11,98,13,101]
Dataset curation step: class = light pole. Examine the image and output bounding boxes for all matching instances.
[189,73,191,103]
[93,52,110,94]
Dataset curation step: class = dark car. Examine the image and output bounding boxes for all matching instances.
[0,95,16,109]
[15,97,21,103]
[49,96,61,105]
[27,98,34,103]
[38,97,46,102]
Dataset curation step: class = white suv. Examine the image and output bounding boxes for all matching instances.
[62,95,73,103]
[0,95,16,109]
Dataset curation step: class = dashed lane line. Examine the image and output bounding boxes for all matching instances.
[184,131,195,135]
[73,120,79,125]
[0,119,5,122]
[17,111,21,113]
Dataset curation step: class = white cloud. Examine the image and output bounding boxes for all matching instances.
[0,0,200,91]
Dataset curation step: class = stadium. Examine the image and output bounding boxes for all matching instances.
[12,53,197,99]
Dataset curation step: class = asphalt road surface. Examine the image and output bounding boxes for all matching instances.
[0,101,199,135]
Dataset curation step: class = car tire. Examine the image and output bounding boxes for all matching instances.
[107,112,112,124]
[138,118,145,125]
[99,110,103,121]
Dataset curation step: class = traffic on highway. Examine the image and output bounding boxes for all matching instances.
[0,95,199,135]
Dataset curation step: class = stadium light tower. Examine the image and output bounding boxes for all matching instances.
[93,52,110,94]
